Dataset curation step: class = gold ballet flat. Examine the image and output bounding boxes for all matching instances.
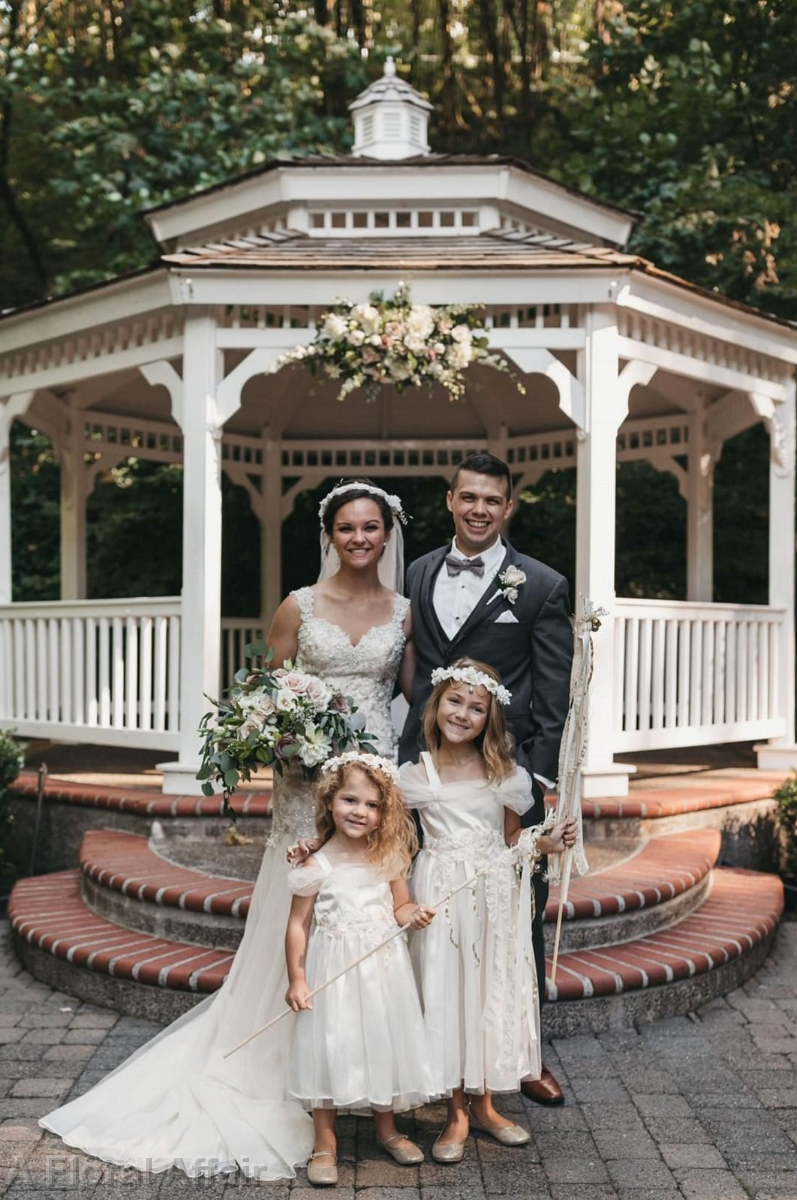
[306,1149,338,1187]
[377,1132,424,1164]
[431,1131,467,1163]
[467,1111,530,1146]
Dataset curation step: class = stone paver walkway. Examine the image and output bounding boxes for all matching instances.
[2,918,797,1200]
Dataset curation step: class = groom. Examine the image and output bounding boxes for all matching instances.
[400,451,573,1105]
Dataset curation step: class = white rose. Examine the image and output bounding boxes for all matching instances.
[451,323,472,343]
[404,334,427,355]
[280,671,311,696]
[368,334,382,346]
[347,329,365,346]
[447,342,472,370]
[503,566,527,588]
[305,677,333,711]
[323,313,347,339]
[275,689,299,713]
[351,303,381,334]
[406,305,435,340]
[388,360,412,382]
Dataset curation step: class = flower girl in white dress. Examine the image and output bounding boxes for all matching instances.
[285,751,436,1187]
[399,659,576,1164]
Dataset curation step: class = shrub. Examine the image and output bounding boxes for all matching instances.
[0,732,24,894]
[773,775,797,881]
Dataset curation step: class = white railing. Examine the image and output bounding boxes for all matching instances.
[614,599,787,752]
[220,618,263,695]
[0,598,181,750]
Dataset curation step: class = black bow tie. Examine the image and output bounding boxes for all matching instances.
[445,554,485,578]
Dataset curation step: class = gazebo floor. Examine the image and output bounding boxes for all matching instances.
[5,742,788,1036]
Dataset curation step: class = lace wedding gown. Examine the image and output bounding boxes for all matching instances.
[40,587,410,1181]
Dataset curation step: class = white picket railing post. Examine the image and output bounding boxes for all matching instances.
[613,598,787,751]
[0,597,182,751]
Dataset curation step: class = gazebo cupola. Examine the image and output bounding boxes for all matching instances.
[349,56,433,159]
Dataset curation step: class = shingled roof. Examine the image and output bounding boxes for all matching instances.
[161,229,639,271]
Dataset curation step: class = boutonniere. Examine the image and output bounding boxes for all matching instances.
[496,565,527,605]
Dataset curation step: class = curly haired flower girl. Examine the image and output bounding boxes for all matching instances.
[399,659,576,1163]
[285,752,436,1187]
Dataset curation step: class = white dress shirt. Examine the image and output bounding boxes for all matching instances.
[432,536,554,792]
[432,537,506,641]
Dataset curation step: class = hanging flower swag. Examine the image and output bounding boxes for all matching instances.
[274,283,525,402]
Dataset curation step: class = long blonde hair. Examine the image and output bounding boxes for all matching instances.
[314,761,418,878]
[422,657,516,784]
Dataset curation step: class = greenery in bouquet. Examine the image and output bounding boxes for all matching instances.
[275,282,525,402]
[197,644,377,817]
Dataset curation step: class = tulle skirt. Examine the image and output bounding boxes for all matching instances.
[289,922,433,1113]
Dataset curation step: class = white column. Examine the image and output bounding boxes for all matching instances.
[756,376,797,769]
[0,393,35,605]
[686,405,714,602]
[576,308,634,798]
[60,406,87,600]
[159,311,224,795]
[260,434,283,629]
[0,415,12,606]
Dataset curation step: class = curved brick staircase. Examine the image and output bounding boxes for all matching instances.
[8,766,786,1033]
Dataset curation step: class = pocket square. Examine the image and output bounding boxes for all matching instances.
[494,610,520,624]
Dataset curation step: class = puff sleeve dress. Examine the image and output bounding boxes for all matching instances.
[400,754,545,1098]
[286,850,433,1113]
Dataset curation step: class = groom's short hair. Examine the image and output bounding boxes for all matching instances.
[450,452,512,499]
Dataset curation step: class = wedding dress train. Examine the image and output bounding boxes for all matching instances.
[39,588,410,1180]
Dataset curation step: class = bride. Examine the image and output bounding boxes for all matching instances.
[39,479,415,1181]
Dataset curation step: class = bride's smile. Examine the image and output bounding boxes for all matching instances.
[331,497,390,570]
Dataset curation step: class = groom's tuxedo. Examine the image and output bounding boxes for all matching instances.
[400,537,573,1004]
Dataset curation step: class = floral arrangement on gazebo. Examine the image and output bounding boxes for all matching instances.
[277,283,524,401]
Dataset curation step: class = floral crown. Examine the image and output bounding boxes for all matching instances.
[431,665,512,706]
[318,482,409,527]
[320,750,401,785]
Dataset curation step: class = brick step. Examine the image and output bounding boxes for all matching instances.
[9,862,783,1034]
[583,772,782,842]
[8,870,233,1022]
[544,867,783,1036]
[76,828,720,953]
[10,772,272,818]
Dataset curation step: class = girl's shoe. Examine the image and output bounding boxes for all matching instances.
[307,1149,338,1186]
[377,1132,424,1164]
[431,1130,467,1163]
[467,1109,530,1146]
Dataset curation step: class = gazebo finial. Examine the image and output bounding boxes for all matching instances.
[349,56,433,160]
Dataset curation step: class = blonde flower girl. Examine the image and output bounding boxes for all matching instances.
[285,751,436,1187]
[399,659,576,1163]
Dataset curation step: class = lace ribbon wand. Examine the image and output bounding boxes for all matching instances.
[223,866,491,1060]
[550,597,606,986]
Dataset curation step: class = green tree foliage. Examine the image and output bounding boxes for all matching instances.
[3,0,790,606]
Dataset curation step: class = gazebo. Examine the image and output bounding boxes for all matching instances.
[1,59,795,799]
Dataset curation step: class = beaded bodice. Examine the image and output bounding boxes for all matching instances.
[269,587,409,844]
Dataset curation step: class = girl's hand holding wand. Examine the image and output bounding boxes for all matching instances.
[539,817,577,855]
[285,979,313,1012]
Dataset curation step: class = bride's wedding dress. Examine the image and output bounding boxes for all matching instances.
[40,587,411,1181]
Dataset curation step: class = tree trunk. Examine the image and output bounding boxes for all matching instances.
[477,0,504,121]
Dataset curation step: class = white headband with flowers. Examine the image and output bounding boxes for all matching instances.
[320,750,401,785]
[318,482,409,527]
[431,665,512,706]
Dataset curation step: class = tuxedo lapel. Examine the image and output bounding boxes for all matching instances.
[449,541,512,650]
[418,547,449,659]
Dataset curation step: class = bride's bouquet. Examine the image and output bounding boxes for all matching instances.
[197,644,377,815]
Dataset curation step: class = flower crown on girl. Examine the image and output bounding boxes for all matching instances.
[319,750,401,785]
[318,482,409,526]
[431,665,512,706]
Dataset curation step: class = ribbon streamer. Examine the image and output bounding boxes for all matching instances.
[549,596,606,986]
